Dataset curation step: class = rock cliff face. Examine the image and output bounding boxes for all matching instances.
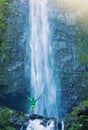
[0,0,30,113]
[49,2,88,116]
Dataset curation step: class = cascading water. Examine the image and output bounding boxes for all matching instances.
[61,121,64,130]
[28,0,59,118]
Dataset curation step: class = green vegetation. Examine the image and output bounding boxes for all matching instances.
[73,9,88,101]
[0,107,26,130]
[0,0,12,55]
[65,100,88,130]
[0,0,13,96]
[0,108,15,130]
[75,12,88,66]
[0,0,12,43]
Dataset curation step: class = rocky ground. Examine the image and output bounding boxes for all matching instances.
[0,107,61,130]
[0,100,88,130]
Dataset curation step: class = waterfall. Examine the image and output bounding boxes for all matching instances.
[61,121,64,130]
[28,0,58,118]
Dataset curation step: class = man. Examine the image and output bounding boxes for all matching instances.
[27,96,40,114]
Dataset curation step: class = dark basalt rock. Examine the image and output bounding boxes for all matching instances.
[58,121,62,130]
[29,114,43,120]
[10,117,29,130]
[78,107,88,117]
[40,119,51,127]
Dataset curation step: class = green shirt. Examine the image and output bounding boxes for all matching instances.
[27,97,40,106]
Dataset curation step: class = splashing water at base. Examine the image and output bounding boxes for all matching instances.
[26,119,55,130]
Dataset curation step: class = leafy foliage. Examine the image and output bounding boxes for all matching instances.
[0,108,15,130]
[0,107,26,130]
[65,100,88,130]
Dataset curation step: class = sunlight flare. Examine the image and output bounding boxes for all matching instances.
[53,0,88,12]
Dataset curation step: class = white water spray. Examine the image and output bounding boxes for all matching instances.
[29,0,58,118]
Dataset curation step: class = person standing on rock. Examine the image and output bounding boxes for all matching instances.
[27,96,41,114]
